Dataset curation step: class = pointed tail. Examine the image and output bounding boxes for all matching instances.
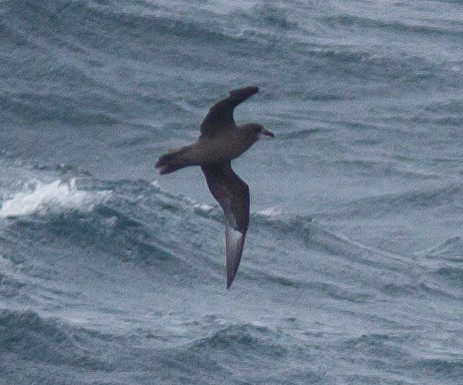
[155,147,191,174]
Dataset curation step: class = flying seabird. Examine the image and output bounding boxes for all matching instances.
[155,86,274,288]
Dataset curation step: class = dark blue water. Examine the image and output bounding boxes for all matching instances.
[1,1,463,384]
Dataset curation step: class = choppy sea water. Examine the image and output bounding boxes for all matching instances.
[1,0,463,384]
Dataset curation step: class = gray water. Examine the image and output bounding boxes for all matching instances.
[1,1,463,384]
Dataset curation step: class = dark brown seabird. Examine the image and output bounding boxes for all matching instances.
[155,86,274,289]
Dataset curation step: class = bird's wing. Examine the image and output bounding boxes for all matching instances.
[201,162,250,288]
[200,86,259,138]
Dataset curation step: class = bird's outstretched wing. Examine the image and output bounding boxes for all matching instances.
[201,162,250,288]
[200,86,259,138]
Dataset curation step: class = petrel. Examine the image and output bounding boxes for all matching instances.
[155,86,274,288]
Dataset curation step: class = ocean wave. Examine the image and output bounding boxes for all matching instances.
[0,255,25,298]
[277,128,323,140]
[0,177,222,285]
[417,236,463,260]
[2,0,226,125]
[155,321,309,384]
[341,332,402,354]
[254,270,373,303]
[0,175,447,299]
[331,157,455,180]
[3,0,240,57]
[227,3,298,32]
[0,179,110,219]
[0,308,110,370]
[324,14,463,37]
[4,0,457,134]
[414,357,463,378]
[435,267,463,287]
[331,183,462,219]
[189,322,284,356]
[305,44,441,86]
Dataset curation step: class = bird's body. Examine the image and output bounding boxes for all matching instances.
[155,86,273,288]
[157,123,263,174]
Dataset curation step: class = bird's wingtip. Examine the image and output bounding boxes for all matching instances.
[226,276,234,290]
[229,85,259,97]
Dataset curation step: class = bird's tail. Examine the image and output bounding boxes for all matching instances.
[155,147,191,174]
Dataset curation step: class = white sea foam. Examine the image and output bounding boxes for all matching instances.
[256,207,282,219]
[152,180,216,214]
[151,180,161,189]
[0,179,110,218]
[193,203,215,213]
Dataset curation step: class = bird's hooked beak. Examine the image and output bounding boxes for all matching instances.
[261,128,274,138]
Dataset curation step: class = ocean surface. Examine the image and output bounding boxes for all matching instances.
[1,0,463,384]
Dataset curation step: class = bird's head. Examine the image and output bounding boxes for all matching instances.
[246,123,274,140]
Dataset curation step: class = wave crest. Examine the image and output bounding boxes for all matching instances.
[0,179,110,219]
